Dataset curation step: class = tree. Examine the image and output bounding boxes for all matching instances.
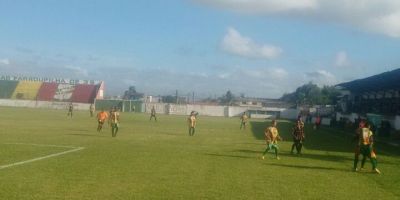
[219,90,235,105]
[123,86,144,100]
[280,82,340,106]
[321,86,341,105]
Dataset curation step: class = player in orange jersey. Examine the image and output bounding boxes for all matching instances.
[97,109,109,132]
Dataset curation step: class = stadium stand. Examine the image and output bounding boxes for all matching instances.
[71,84,98,103]
[337,68,400,115]
[11,81,42,100]
[0,80,19,99]
[37,82,58,101]
[0,77,103,105]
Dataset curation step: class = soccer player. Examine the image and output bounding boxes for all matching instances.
[67,102,73,118]
[188,111,197,136]
[291,120,305,155]
[96,109,108,132]
[110,107,120,137]
[314,115,321,130]
[107,107,113,127]
[240,112,248,130]
[353,122,380,174]
[149,106,157,121]
[262,120,282,160]
[352,119,365,171]
[90,104,95,117]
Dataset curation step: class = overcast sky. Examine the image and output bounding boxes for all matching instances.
[1,0,400,98]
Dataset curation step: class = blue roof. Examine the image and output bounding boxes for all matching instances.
[337,68,400,94]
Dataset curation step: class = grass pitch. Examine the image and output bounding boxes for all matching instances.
[0,107,399,199]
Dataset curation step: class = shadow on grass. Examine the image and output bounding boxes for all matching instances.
[233,149,399,166]
[282,152,351,163]
[307,126,400,157]
[267,163,349,173]
[234,149,351,163]
[204,153,254,159]
[250,121,267,140]
[302,129,354,154]
[250,121,387,155]
[375,144,400,157]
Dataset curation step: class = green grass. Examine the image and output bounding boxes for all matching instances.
[0,106,399,199]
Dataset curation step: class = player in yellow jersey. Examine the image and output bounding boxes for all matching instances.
[240,112,248,130]
[262,120,282,160]
[110,107,120,137]
[353,123,380,174]
[188,111,197,136]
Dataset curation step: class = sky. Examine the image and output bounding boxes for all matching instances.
[1,0,400,98]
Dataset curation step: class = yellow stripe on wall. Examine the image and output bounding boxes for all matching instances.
[11,81,43,100]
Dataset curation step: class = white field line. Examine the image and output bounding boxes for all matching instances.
[0,143,85,170]
[3,143,80,149]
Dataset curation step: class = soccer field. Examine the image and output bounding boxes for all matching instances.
[0,107,399,199]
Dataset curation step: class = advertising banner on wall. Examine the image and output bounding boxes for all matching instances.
[53,84,75,101]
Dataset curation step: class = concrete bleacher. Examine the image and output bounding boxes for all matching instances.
[11,81,42,100]
[37,82,58,101]
[0,80,19,99]
[0,79,102,105]
[71,84,98,103]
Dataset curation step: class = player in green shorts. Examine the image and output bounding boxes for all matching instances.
[262,120,282,160]
[240,112,248,130]
[110,107,120,137]
[188,111,197,136]
[353,122,380,174]
[67,102,73,118]
[150,106,157,121]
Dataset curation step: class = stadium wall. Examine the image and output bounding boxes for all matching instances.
[280,109,300,120]
[337,112,400,131]
[168,104,187,115]
[228,106,249,117]
[0,99,90,110]
[95,99,143,112]
[395,116,400,130]
[142,103,300,119]
[145,103,168,114]
[187,105,226,117]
